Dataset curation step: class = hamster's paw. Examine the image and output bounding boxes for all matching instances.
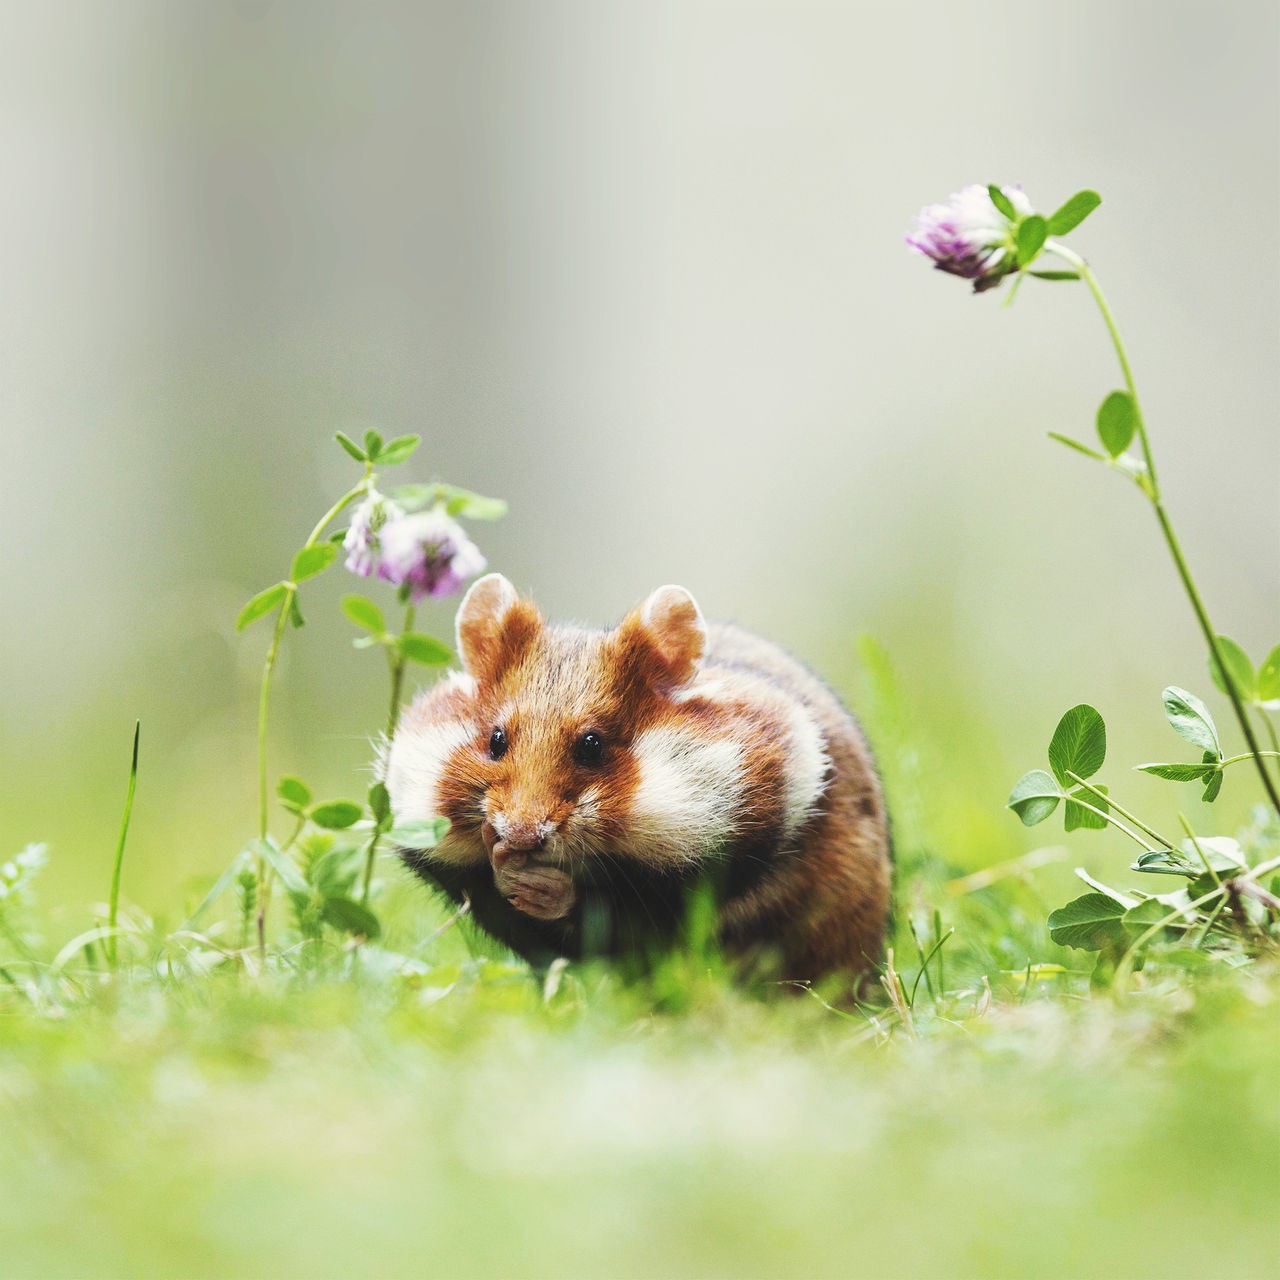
[495,862,577,921]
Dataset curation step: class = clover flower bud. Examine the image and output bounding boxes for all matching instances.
[343,490,405,578]
[377,507,487,602]
[906,184,1032,291]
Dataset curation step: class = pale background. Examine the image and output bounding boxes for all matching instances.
[1,0,1276,913]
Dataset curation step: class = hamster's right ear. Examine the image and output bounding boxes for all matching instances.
[455,573,542,684]
[615,584,707,694]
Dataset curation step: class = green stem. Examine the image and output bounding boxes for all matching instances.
[1178,814,1222,889]
[1255,708,1280,773]
[107,721,140,969]
[1064,796,1159,852]
[252,465,375,958]
[1045,241,1280,820]
[386,602,416,739]
[360,831,381,907]
[1065,771,1173,849]
[254,595,292,958]
[1218,750,1280,768]
[304,469,373,552]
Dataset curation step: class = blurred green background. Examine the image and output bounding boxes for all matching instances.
[2,0,1276,922]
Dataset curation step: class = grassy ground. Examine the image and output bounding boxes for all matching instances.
[2,857,1277,1280]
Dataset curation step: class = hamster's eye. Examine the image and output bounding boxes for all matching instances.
[573,731,605,768]
[488,727,508,760]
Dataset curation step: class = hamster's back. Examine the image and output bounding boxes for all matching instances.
[695,622,892,981]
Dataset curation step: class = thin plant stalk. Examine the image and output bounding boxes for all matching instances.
[106,721,140,969]
[386,601,416,739]
[1256,710,1280,761]
[359,828,381,907]
[1046,240,1280,819]
[1065,771,1174,849]
[254,465,373,953]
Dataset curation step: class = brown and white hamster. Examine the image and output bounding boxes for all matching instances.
[381,573,891,985]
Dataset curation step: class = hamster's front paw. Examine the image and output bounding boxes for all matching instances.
[495,862,577,921]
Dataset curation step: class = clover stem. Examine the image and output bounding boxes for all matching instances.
[1217,750,1280,768]
[250,461,377,959]
[1064,772,1172,849]
[1255,709,1280,762]
[1044,241,1280,819]
[253,590,294,957]
[1065,798,1158,852]
[386,602,416,740]
[304,466,373,550]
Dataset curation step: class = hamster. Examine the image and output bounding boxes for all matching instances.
[381,573,892,986]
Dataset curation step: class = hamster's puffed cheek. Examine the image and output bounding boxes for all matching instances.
[385,718,475,824]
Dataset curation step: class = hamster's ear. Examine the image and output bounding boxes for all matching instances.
[617,585,706,694]
[455,573,542,684]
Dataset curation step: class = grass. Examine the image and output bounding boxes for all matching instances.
[2,856,1278,1280]
[2,634,1276,1279]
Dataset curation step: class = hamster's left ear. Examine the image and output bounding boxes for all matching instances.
[456,573,542,684]
[617,585,706,693]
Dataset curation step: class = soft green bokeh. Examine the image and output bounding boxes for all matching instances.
[2,960,1278,1280]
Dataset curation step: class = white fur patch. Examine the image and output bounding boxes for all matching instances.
[777,700,830,843]
[383,717,473,826]
[627,727,745,866]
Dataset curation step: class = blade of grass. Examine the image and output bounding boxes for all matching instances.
[107,721,140,969]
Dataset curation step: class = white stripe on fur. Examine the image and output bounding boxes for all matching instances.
[627,727,745,866]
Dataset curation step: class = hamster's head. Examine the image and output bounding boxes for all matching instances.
[385,573,713,875]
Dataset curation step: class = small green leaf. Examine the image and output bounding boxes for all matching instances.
[375,434,420,466]
[1181,835,1246,874]
[1027,269,1080,282]
[1047,432,1106,461]
[288,594,305,629]
[342,594,387,634]
[1047,189,1102,236]
[291,543,337,583]
[311,801,363,830]
[1096,390,1137,458]
[1015,215,1048,268]
[320,896,382,940]
[363,429,384,459]
[335,431,366,462]
[987,184,1017,220]
[1007,769,1063,826]
[1131,849,1197,877]
[251,836,308,896]
[276,775,313,811]
[1122,898,1174,935]
[442,489,508,521]
[1207,635,1256,701]
[1257,644,1280,702]
[1201,769,1223,803]
[1135,761,1219,782]
[386,817,450,848]
[1188,872,1225,901]
[1182,834,1244,875]
[1065,784,1108,832]
[367,781,391,826]
[1162,686,1221,758]
[1047,893,1127,951]
[309,844,361,899]
[1048,704,1107,786]
[397,633,455,666]
[236,582,287,632]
